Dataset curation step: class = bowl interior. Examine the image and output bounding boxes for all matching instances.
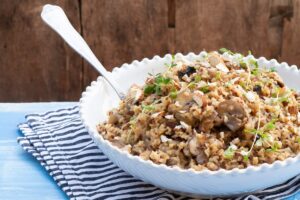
[82,52,300,146]
[79,52,300,196]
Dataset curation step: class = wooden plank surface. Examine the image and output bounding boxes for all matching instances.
[176,0,267,57]
[175,0,296,63]
[0,0,82,102]
[81,0,173,87]
[281,0,300,66]
[1,0,300,101]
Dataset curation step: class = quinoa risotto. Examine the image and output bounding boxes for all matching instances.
[97,49,300,171]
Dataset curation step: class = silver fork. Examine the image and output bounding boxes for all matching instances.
[41,4,126,99]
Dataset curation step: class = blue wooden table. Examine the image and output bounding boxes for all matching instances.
[0,103,76,200]
[0,102,299,200]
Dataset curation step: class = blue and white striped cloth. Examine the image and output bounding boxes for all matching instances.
[17,106,300,200]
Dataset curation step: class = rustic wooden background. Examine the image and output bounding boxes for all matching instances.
[0,0,298,102]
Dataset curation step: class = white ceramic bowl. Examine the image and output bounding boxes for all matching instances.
[80,52,300,197]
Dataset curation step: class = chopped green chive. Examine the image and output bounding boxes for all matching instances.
[155,75,171,85]
[219,48,234,55]
[142,104,155,111]
[270,67,277,72]
[199,85,210,93]
[215,71,221,80]
[264,118,277,131]
[188,82,197,89]
[224,145,236,159]
[266,142,280,152]
[169,91,178,99]
[144,84,156,94]
[278,96,289,103]
[244,128,269,140]
[243,155,249,161]
[240,61,247,69]
[194,74,201,82]
[249,59,258,68]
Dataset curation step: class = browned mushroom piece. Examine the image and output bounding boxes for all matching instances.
[288,105,298,115]
[108,109,121,124]
[217,100,247,132]
[188,136,208,164]
[199,111,222,132]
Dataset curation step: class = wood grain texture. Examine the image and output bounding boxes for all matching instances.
[0,0,82,102]
[175,0,271,57]
[1,0,300,101]
[81,0,174,87]
[281,0,300,66]
[175,0,296,63]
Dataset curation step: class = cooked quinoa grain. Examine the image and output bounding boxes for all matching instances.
[97,50,300,171]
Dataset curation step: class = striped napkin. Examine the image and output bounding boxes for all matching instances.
[17,106,300,200]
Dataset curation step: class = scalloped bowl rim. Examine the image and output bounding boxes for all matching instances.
[79,51,300,178]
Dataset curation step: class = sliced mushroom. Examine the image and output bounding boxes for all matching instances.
[126,84,143,104]
[188,135,208,164]
[111,139,125,148]
[196,150,207,165]
[208,53,222,67]
[217,100,247,132]
[192,91,204,107]
[108,109,121,124]
[188,136,199,156]
[174,112,195,126]
[199,113,216,132]
[176,91,193,106]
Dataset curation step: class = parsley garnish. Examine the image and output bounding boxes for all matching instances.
[144,74,172,95]
[144,84,156,94]
[155,75,171,85]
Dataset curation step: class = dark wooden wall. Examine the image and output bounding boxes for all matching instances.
[0,0,298,102]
